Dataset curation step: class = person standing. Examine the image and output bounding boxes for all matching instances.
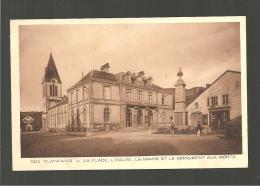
[170,121,175,136]
[197,122,203,136]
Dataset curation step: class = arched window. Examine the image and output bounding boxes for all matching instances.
[49,84,58,96]
[104,107,110,122]
[50,85,53,96]
[54,85,58,96]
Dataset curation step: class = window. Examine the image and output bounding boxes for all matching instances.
[223,94,229,105]
[104,86,111,99]
[50,84,58,96]
[207,98,210,106]
[76,90,79,103]
[83,85,88,100]
[148,92,152,103]
[126,89,131,101]
[54,85,57,96]
[162,95,165,105]
[71,92,73,104]
[137,91,142,102]
[104,107,110,122]
[210,96,218,106]
[50,85,53,96]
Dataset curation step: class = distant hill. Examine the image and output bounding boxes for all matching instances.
[20,112,43,131]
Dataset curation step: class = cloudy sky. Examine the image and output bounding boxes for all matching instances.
[19,21,241,111]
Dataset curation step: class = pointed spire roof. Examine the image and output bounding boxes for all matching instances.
[43,53,62,83]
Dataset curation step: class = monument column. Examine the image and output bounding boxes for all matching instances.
[174,68,186,128]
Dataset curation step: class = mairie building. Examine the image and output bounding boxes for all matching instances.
[41,53,241,131]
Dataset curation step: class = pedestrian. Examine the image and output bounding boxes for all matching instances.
[197,121,203,136]
[170,121,175,136]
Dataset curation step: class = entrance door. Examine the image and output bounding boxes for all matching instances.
[126,109,132,127]
[148,110,153,127]
[137,109,143,126]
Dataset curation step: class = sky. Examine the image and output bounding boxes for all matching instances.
[19,22,241,111]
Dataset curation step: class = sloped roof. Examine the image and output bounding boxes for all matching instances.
[49,98,68,110]
[186,70,241,107]
[67,70,119,91]
[43,53,62,83]
[151,83,165,91]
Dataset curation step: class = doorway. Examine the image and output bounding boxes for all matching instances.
[137,109,143,126]
[126,109,132,127]
[148,110,153,127]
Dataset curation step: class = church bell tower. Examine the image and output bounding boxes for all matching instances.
[42,53,63,113]
[174,68,187,127]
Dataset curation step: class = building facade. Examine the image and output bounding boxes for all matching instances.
[43,54,175,131]
[42,53,241,131]
[66,63,174,130]
[185,70,241,128]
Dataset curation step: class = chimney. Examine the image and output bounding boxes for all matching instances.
[100,63,110,73]
[148,76,153,86]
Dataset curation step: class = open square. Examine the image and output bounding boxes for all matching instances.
[21,130,242,157]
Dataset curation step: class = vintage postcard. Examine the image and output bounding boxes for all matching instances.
[11,16,248,171]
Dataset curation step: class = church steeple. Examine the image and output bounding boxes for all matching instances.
[42,53,63,113]
[43,53,62,83]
